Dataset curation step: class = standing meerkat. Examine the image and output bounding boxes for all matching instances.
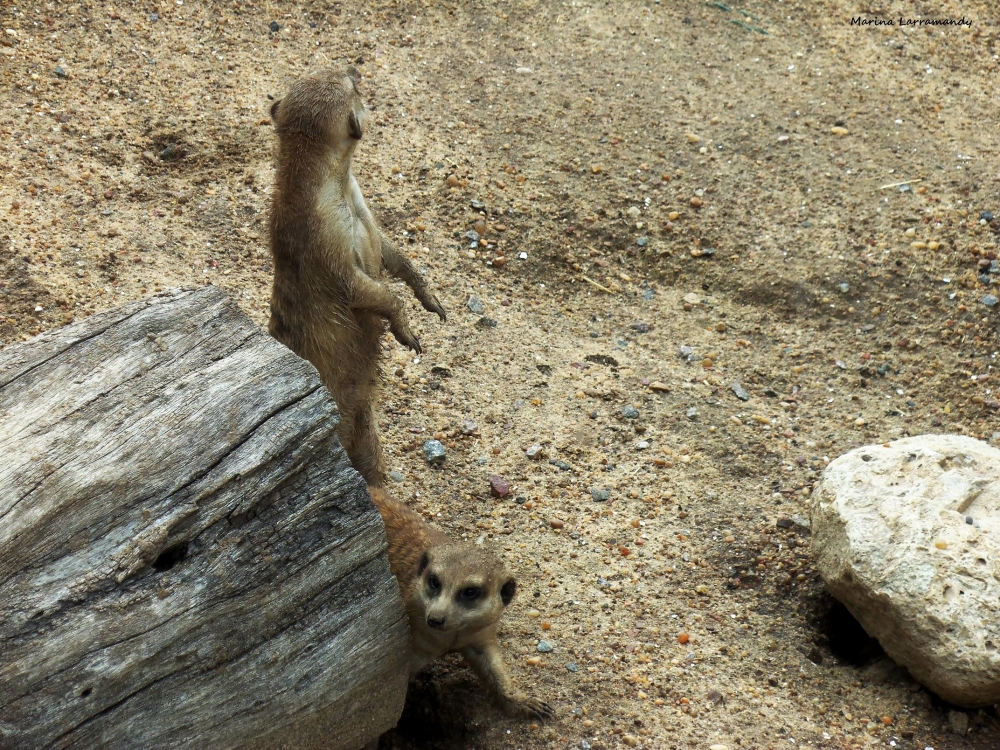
[369,486,554,720]
[267,67,446,487]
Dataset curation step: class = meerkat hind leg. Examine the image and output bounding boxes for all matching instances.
[347,404,386,487]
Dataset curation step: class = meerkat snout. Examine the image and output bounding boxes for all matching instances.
[426,616,446,630]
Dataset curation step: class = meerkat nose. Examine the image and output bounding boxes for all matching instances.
[427,616,446,630]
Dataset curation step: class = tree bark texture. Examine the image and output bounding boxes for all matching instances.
[0,286,409,750]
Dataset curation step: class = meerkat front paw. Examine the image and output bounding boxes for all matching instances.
[390,323,422,354]
[422,294,447,322]
[504,693,554,720]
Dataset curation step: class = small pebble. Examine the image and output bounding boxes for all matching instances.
[981,211,995,222]
[935,541,948,550]
[537,640,553,653]
[387,470,405,483]
[467,295,485,314]
[476,316,498,328]
[831,126,849,135]
[690,197,704,208]
[636,236,649,247]
[590,488,610,502]
[268,21,281,32]
[565,662,578,673]
[527,609,541,618]
[677,632,690,644]
[526,444,544,459]
[489,475,511,498]
[550,518,564,529]
[526,656,542,666]
[423,439,446,464]
[621,405,640,419]
[982,294,998,308]
[470,199,485,210]
[54,66,67,78]
[730,382,750,401]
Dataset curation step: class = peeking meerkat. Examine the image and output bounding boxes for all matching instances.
[267,67,446,487]
[369,486,553,720]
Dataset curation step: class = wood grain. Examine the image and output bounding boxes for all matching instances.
[0,286,408,750]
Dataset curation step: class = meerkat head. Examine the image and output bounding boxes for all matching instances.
[269,67,369,160]
[414,543,517,635]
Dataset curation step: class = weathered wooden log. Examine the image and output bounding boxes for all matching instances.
[0,286,409,750]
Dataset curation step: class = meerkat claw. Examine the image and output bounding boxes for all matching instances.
[424,295,447,321]
[525,698,555,720]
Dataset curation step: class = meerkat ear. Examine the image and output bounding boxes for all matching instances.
[346,66,361,86]
[500,578,517,606]
[418,552,430,575]
[269,99,281,122]
[348,111,363,140]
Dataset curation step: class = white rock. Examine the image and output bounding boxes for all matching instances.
[812,434,1000,707]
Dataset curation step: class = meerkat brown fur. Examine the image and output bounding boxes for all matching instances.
[369,486,553,719]
[268,68,446,486]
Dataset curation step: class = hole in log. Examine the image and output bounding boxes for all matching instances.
[80,687,92,698]
[153,542,189,572]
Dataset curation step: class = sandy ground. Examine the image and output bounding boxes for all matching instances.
[2,0,1000,748]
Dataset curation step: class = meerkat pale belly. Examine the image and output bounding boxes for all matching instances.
[267,68,446,486]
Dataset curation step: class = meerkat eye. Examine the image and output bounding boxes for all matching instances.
[459,586,482,601]
[427,574,441,593]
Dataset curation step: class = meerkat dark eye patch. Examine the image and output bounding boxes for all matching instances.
[427,574,442,594]
[500,578,517,606]
[348,111,363,140]
[269,99,281,121]
[459,586,482,602]
[418,552,430,575]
